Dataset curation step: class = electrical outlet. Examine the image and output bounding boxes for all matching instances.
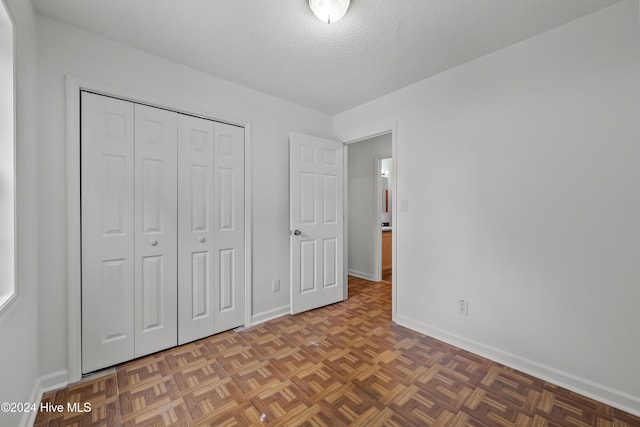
[457,299,468,315]
[272,279,280,292]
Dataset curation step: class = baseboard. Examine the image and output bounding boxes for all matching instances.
[21,370,69,427]
[251,305,290,326]
[348,269,376,281]
[396,314,640,417]
[40,369,69,393]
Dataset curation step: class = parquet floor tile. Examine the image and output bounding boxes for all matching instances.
[413,365,476,409]
[200,331,247,355]
[164,342,215,372]
[121,398,192,427]
[180,377,245,420]
[266,348,316,378]
[231,360,286,399]
[295,335,344,363]
[37,276,640,426]
[190,401,258,427]
[171,360,227,393]
[288,362,349,402]
[119,377,180,417]
[116,354,172,391]
[48,397,121,427]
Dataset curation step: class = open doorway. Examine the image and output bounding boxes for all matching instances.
[379,157,393,283]
[346,133,392,284]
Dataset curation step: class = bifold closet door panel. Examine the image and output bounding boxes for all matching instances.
[133,104,178,357]
[82,92,246,366]
[213,123,245,333]
[177,114,216,345]
[81,92,135,373]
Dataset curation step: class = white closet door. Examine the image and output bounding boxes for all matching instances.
[133,104,178,357]
[177,115,216,344]
[213,122,245,333]
[81,92,135,373]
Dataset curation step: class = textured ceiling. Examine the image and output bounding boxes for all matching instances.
[32,0,622,114]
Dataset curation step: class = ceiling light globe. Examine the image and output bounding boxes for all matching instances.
[308,0,350,24]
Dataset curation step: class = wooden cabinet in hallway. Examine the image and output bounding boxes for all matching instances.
[382,229,392,277]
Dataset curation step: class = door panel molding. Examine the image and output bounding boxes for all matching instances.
[66,75,253,382]
[290,132,344,315]
[177,114,216,344]
[212,123,245,333]
[81,93,135,373]
[133,103,178,358]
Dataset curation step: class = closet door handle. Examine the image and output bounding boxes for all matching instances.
[197,236,206,243]
[148,238,158,246]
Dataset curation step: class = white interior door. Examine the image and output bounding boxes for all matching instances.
[81,92,135,373]
[290,132,344,314]
[133,104,178,357]
[212,122,245,333]
[178,115,216,344]
[178,117,245,344]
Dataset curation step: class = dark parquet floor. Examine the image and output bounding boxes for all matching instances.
[36,276,640,426]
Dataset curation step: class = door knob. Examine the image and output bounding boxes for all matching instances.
[293,229,302,236]
[149,238,158,246]
[197,236,206,243]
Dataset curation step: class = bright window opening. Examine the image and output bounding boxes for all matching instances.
[0,0,15,311]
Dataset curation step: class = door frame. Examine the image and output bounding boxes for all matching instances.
[65,75,253,383]
[375,155,392,282]
[343,124,397,321]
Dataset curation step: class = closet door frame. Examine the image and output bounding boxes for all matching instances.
[65,75,253,383]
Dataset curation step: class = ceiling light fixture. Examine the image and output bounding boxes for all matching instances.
[308,0,350,24]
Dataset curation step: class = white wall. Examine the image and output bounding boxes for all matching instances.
[0,0,40,426]
[347,134,391,280]
[335,0,640,414]
[36,16,332,380]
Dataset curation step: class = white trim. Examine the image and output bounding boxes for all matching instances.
[20,375,41,427]
[373,157,382,283]
[342,144,349,300]
[344,130,392,145]
[38,370,69,393]
[251,305,290,326]
[374,155,392,283]
[347,269,376,282]
[0,0,16,316]
[390,126,397,322]
[20,370,69,427]
[66,75,82,383]
[244,123,253,329]
[396,314,640,417]
[0,293,15,313]
[65,74,253,382]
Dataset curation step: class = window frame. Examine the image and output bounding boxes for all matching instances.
[0,0,16,313]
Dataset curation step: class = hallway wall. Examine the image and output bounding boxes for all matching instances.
[347,134,392,280]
